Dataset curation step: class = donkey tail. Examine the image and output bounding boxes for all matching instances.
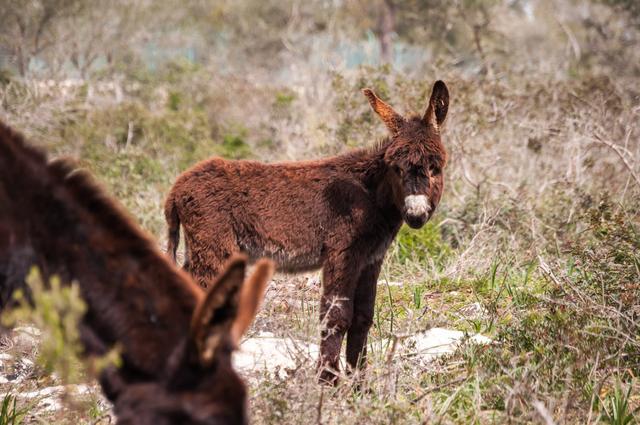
[164,193,180,263]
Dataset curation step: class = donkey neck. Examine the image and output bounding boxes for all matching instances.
[335,138,400,215]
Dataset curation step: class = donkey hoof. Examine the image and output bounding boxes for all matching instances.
[318,369,339,386]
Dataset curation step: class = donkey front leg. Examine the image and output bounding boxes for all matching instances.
[317,259,358,385]
[346,260,382,372]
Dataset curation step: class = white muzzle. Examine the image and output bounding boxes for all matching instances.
[404,195,431,218]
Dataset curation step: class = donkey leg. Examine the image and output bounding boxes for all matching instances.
[346,260,382,372]
[317,259,358,384]
[185,233,238,288]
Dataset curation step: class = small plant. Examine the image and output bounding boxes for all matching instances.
[0,394,29,425]
[600,381,637,425]
[217,131,253,159]
[1,268,121,384]
[168,90,182,111]
[273,91,296,108]
[87,395,109,421]
[412,285,424,309]
[2,268,87,383]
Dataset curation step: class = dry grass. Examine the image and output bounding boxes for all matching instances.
[1,2,640,422]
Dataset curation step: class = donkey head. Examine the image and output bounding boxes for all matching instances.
[112,256,273,425]
[364,81,449,229]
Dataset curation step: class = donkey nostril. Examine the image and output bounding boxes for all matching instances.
[405,214,427,229]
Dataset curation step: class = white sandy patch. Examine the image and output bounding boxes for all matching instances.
[3,384,93,412]
[234,328,491,378]
[403,327,492,362]
[234,332,319,379]
[377,280,404,286]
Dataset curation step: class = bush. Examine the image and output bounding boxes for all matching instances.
[2,269,87,384]
[1,268,121,384]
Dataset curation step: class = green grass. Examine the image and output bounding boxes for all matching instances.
[600,381,638,425]
[0,394,28,425]
[391,222,451,267]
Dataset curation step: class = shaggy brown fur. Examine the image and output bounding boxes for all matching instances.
[0,121,274,425]
[165,81,450,382]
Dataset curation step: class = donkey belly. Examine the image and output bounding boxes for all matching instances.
[239,236,324,273]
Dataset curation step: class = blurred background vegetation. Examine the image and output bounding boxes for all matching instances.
[0,0,639,423]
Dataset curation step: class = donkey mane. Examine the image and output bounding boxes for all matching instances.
[0,124,154,250]
[339,133,446,174]
[51,158,169,260]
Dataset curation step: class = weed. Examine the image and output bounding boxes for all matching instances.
[0,394,28,425]
[600,381,637,425]
[217,132,253,159]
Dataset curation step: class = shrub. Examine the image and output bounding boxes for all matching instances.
[2,268,87,384]
[1,268,121,384]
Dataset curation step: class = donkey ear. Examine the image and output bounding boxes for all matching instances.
[230,259,274,345]
[363,88,405,134]
[190,255,247,366]
[423,80,449,130]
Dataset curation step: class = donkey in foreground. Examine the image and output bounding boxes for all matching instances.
[165,81,449,382]
[0,121,274,424]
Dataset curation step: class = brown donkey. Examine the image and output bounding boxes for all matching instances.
[0,121,274,425]
[165,80,450,382]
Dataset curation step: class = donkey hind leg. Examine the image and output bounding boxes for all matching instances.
[346,260,382,373]
[184,233,238,288]
[317,259,358,385]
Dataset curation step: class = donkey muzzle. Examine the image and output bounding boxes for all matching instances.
[403,195,431,228]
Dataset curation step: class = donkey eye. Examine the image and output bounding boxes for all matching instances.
[430,164,441,175]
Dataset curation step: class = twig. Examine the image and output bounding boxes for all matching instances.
[591,135,640,188]
[411,376,468,404]
[586,352,600,425]
[532,399,556,425]
[537,256,562,287]
[384,334,399,365]
[315,386,323,425]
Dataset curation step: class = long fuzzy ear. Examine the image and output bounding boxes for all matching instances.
[230,259,274,345]
[363,88,405,134]
[423,80,449,131]
[190,255,247,366]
